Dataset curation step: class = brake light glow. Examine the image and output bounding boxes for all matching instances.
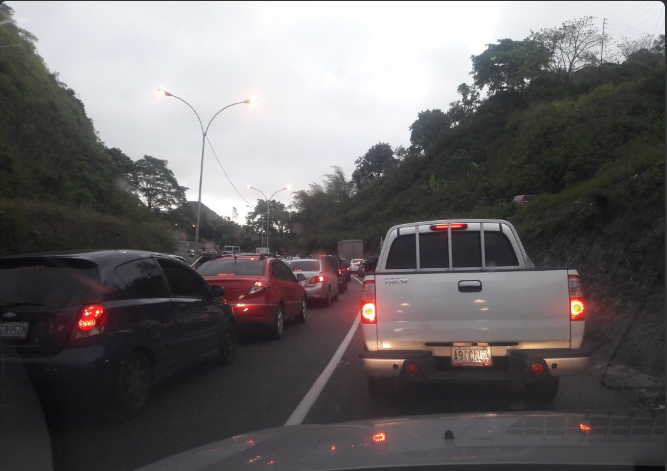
[568,275,585,321]
[71,304,107,340]
[309,275,325,284]
[579,424,591,431]
[372,432,386,442]
[429,223,468,231]
[361,280,376,324]
[531,362,544,375]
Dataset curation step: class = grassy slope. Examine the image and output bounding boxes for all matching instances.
[0,11,174,255]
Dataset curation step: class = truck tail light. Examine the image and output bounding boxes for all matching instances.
[568,275,584,321]
[71,304,107,340]
[361,280,376,324]
[429,223,468,231]
[309,274,325,284]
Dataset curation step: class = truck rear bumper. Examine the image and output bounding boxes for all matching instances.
[359,348,591,384]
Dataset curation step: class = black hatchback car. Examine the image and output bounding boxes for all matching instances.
[0,250,237,419]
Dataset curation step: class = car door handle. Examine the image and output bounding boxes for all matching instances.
[458,280,482,293]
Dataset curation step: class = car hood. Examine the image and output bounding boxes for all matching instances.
[135,411,664,470]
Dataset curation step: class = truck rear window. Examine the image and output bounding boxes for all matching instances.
[485,233,519,266]
[419,232,449,268]
[385,234,416,269]
[452,232,482,268]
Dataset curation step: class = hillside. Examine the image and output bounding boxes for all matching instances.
[0,5,174,255]
[284,52,665,399]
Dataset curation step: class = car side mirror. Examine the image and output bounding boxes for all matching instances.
[295,273,306,282]
[210,285,225,297]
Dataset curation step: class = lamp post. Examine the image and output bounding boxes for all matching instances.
[157,88,258,258]
[247,185,291,254]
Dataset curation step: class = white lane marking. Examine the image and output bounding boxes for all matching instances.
[352,276,363,284]
[285,313,360,426]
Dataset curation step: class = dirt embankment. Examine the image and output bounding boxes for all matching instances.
[516,164,665,408]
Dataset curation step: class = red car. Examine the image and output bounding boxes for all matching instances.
[196,255,307,339]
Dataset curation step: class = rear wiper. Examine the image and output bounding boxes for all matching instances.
[0,302,44,310]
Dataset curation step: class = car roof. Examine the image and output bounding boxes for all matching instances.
[1,249,167,265]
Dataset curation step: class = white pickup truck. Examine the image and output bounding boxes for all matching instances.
[358,219,590,402]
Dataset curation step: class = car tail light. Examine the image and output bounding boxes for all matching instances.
[372,432,386,442]
[568,275,584,321]
[338,269,342,276]
[248,281,265,297]
[429,223,468,231]
[71,304,107,340]
[406,363,419,374]
[309,274,325,284]
[531,362,544,375]
[361,280,376,324]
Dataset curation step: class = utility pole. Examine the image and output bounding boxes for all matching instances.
[600,18,606,63]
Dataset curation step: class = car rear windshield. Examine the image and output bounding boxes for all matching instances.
[0,257,102,310]
[285,260,320,272]
[197,259,266,276]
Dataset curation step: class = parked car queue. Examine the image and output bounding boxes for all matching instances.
[0,249,353,421]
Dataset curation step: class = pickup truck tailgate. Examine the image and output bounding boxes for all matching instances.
[375,270,570,343]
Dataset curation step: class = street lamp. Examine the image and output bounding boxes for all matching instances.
[247,185,291,254]
[157,88,258,258]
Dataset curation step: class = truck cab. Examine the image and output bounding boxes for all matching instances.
[359,219,590,402]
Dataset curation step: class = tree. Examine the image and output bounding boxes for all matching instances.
[131,156,188,214]
[617,34,655,61]
[352,143,396,188]
[530,16,608,79]
[409,110,451,153]
[471,38,551,93]
[323,166,354,202]
[106,147,135,176]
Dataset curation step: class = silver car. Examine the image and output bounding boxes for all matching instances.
[284,258,339,307]
[349,258,363,273]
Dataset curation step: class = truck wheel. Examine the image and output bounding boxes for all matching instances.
[525,378,559,403]
[367,377,393,399]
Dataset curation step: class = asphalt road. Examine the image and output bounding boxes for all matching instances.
[34,276,636,471]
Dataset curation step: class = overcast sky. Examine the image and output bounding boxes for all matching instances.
[8,1,665,222]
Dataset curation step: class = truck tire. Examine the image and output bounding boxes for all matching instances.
[367,377,393,399]
[525,378,559,403]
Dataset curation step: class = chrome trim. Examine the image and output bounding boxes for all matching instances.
[360,358,405,377]
[544,357,591,377]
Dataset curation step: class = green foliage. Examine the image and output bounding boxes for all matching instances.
[409,109,451,153]
[471,38,551,93]
[0,6,177,254]
[132,155,188,214]
[352,142,397,189]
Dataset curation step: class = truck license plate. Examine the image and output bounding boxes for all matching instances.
[451,346,492,366]
[0,322,29,339]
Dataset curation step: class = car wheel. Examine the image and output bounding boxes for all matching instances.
[295,296,307,323]
[525,378,559,403]
[217,321,238,365]
[108,351,152,421]
[367,377,393,399]
[269,304,284,339]
[332,284,339,302]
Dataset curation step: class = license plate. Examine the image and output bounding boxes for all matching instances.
[451,346,492,366]
[0,322,29,339]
